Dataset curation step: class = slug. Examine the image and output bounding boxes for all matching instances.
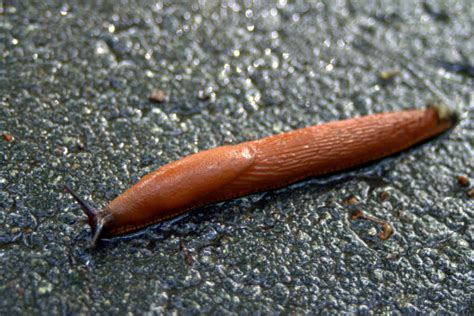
[66,104,457,245]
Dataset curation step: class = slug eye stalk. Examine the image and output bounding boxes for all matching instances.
[65,185,105,246]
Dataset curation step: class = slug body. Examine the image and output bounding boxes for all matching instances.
[67,106,456,242]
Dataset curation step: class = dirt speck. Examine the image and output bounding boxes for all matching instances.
[379,223,394,240]
[179,240,194,266]
[457,175,470,187]
[350,210,363,220]
[2,133,13,142]
[350,210,394,240]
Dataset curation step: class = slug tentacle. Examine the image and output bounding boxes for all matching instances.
[90,216,107,247]
[65,185,106,246]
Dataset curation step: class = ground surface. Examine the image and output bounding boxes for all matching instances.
[1,0,473,314]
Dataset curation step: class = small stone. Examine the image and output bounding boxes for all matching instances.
[197,87,216,101]
[368,227,377,236]
[54,146,68,156]
[38,284,53,294]
[467,188,474,198]
[149,89,169,103]
[197,90,209,100]
[379,69,400,81]
[23,227,33,234]
[379,191,390,202]
[345,195,359,205]
[11,227,21,234]
[76,142,85,150]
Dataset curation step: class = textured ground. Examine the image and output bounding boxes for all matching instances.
[1,0,473,314]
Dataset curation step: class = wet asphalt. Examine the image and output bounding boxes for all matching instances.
[0,1,473,314]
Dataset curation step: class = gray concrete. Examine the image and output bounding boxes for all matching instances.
[1,0,473,314]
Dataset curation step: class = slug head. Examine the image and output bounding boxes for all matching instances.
[65,185,107,246]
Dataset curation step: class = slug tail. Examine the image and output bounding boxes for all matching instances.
[65,185,104,246]
[427,101,459,126]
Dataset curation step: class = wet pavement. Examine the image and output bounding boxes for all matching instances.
[0,0,473,314]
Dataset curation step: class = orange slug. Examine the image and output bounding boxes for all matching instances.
[66,104,457,245]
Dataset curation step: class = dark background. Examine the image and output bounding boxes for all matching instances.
[1,0,473,314]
